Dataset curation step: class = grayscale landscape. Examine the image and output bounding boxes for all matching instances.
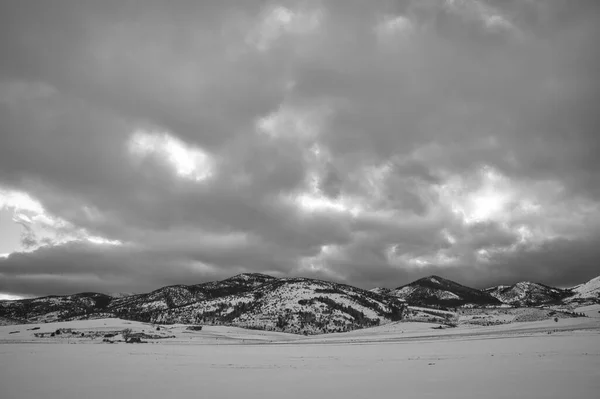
[1,273,599,398]
[1,1,599,398]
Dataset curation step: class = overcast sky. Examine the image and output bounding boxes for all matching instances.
[1,0,599,299]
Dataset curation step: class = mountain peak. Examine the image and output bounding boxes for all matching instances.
[392,275,500,307]
[420,275,448,285]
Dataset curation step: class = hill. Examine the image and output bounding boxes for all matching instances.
[153,277,406,334]
[565,276,600,303]
[0,292,112,323]
[483,282,570,306]
[107,273,278,320]
[390,275,501,308]
[0,274,406,335]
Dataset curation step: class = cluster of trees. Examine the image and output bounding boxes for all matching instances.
[0,295,111,322]
[312,297,380,327]
[221,301,256,322]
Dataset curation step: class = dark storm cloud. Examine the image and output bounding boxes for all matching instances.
[1,0,600,297]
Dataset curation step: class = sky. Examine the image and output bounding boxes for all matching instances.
[1,0,599,299]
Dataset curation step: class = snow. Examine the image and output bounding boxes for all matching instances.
[0,317,599,399]
[486,284,510,291]
[436,290,460,300]
[369,287,390,295]
[393,286,416,297]
[143,279,400,333]
[392,285,460,301]
[408,306,455,316]
[574,303,600,318]
[485,276,600,305]
[569,276,600,300]
[485,281,571,305]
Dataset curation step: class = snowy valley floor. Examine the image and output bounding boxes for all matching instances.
[1,306,599,399]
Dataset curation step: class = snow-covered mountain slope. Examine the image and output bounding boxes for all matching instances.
[107,273,278,321]
[0,274,406,334]
[154,278,407,334]
[197,273,278,298]
[566,276,600,302]
[369,287,392,296]
[390,276,501,307]
[107,292,136,298]
[484,282,570,306]
[0,274,276,324]
[108,285,206,318]
[3,273,596,332]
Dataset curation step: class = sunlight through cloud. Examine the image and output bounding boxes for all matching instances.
[0,293,23,301]
[247,5,323,51]
[0,189,44,214]
[444,0,515,33]
[86,236,122,246]
[128,129,214,182]
[438,166,514,224]
[256,104,329,141]
[0,187,123,252]
[375,14,414,40]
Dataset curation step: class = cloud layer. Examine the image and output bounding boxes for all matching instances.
[1,0,599,297]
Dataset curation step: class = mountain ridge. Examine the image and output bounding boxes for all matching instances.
[0,274,407,335]
[1,273,598,333]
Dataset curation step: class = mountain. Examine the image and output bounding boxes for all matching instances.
[390,275,501,307]
[0,273,406,335]
[565,276,600,303]
[483,282,571,306]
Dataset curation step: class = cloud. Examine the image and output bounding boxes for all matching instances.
[246,4,323,52]
[0,0,599,297]
[128,129,215,182]
[444,0,516,33]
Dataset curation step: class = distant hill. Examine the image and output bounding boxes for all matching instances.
[483,282,571,306]
[565,276,600,303]
[389,275,501,308]
[0,292,112,324]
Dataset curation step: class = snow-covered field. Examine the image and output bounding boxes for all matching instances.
[1,306,599,399]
